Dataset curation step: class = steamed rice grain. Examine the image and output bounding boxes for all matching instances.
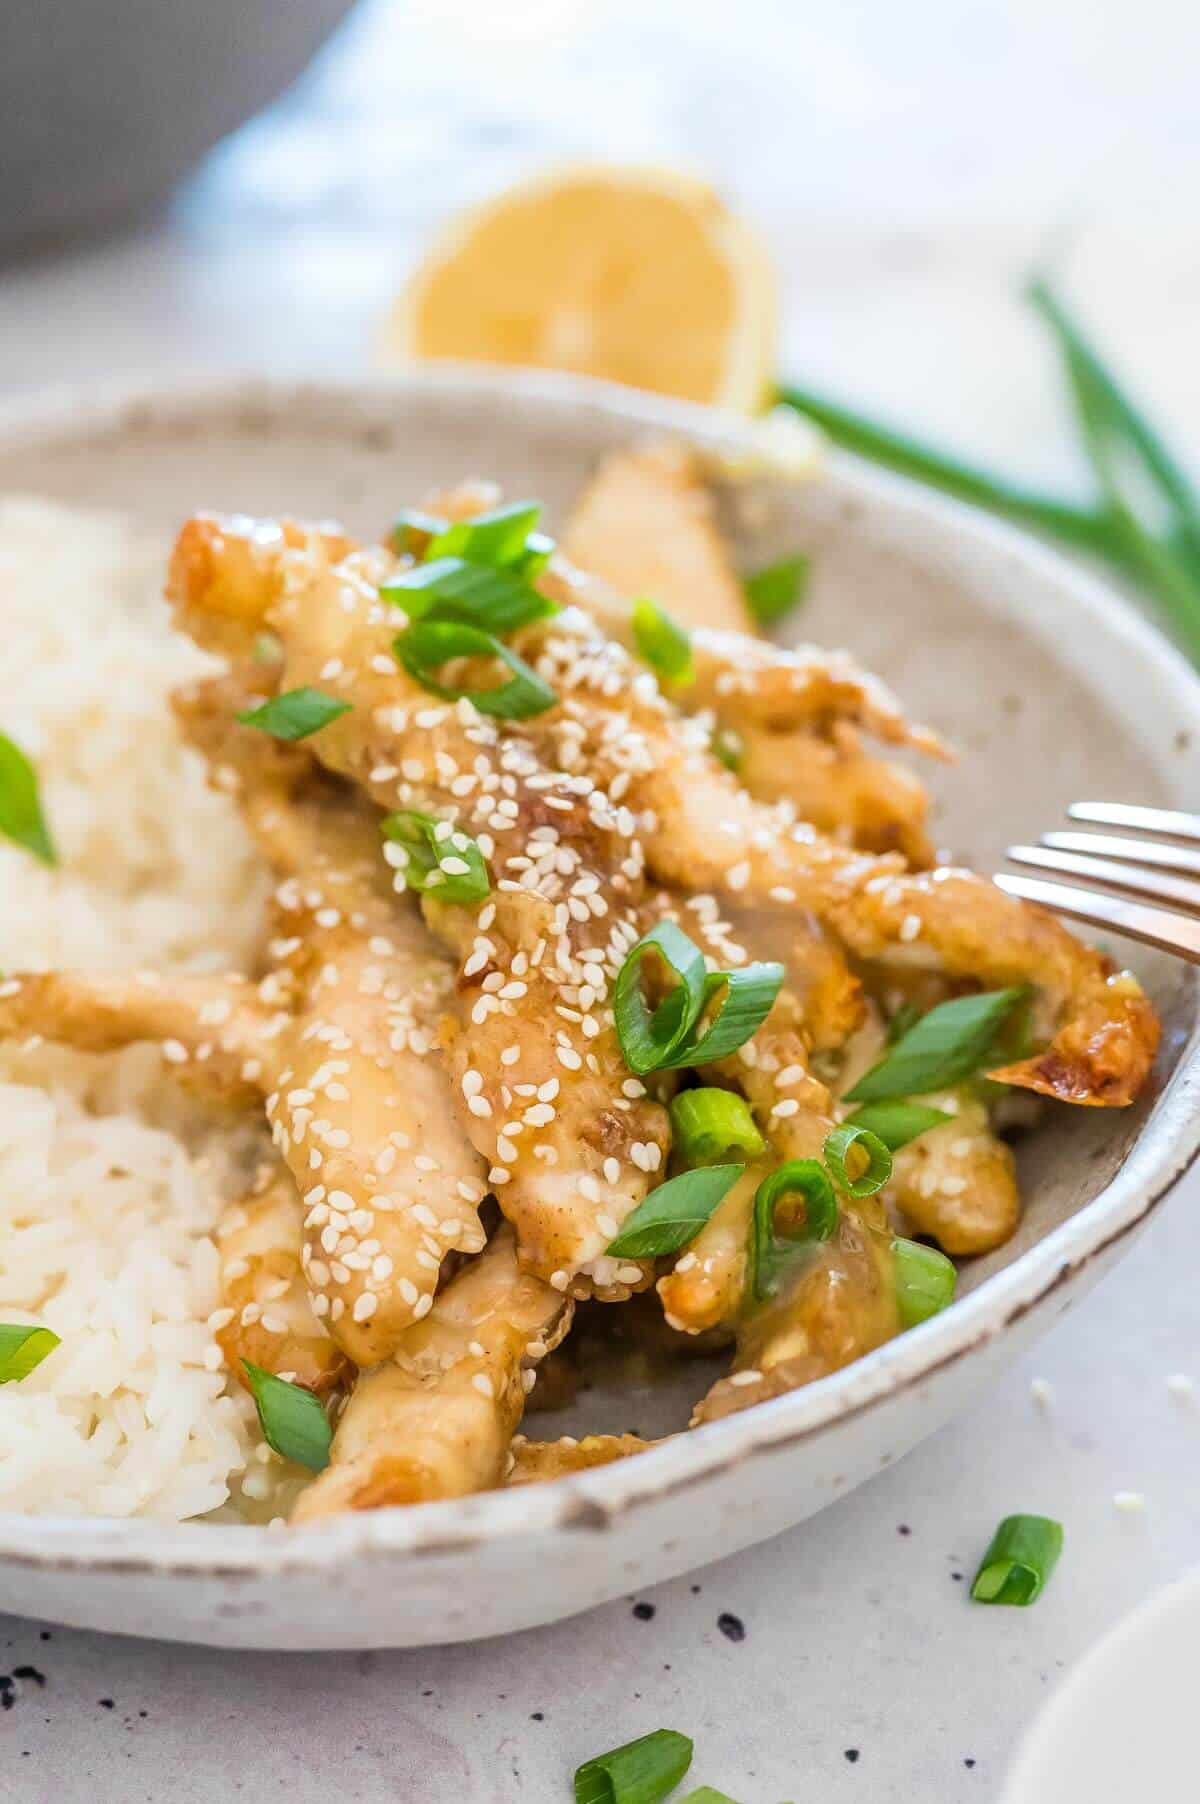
[0,496,280,1519]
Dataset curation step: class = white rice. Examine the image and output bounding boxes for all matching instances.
[0,496,278,1519]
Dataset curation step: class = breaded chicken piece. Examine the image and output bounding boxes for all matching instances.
[506,1432,654,1485]
[291,1226,571,1519]
[215,1162,351,1398]
[884,1087,1019,1256]
[737,720,935,865]
[561,441,751,633]
[175,680,491,1363]
[433,469,942,862]
[693,1192,899,1424]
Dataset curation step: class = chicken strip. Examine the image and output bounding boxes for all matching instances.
[291,1226,571,1519]
[175,678,492,1363]
[215,1162,350,1398]
[506,1432,654,1485]
[737,721,935,865]
[693,1192,899,1424]
[0,968,279,1106]
[542,671,1157,1108]
[883,1087,1019,1256]
[658,1007,840,1335]
[561,441,751,633]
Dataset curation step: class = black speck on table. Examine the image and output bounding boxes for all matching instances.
[844,1748,860,1764]
[717,1612,746,1643]
[632,1602,656,1622]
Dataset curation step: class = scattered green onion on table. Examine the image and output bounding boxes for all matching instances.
[971,1513,1064,1606]
[777,276,1200,666]
[574,1729,694,1804]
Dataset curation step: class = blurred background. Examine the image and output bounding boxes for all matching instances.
[2,0,1197,499]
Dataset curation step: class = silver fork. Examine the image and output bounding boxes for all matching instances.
[997,803,1200,963]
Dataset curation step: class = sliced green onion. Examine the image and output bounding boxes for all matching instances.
[843,1100,951,1151]
[613,922,710,1075]
[751,1160,838,1301]
[822,1123,892,1198]
[711,727,743,774]
[391,507,449,554]
[775,381,1111,554]
[891,1237,957,1328]
[575,1730,694,1804]
[605,1165,745,1259]
[885,1000,923,1045]
[514,529,556,578]
[844,988,1029,1104]
[241,1361,331,1471]
[0,732,56,866]
[670,1088,764,1167]
[252,629,281,664]
[743,554,810,627]
[632,597,695,686]
[394,619,557,719]
[971,1514,1064,1606]
[382,556,558,635]
[427,500,543,567]
[236,687,352,742]
[0,1324,60,1383]
[673,965,784,1069]
[381,811,490,904]
[613,926,782,1075]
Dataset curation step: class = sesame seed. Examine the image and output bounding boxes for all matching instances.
[899,913,922,942]
[771,1098,800,1119]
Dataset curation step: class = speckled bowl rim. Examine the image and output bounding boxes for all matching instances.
[1,366,1198,1579]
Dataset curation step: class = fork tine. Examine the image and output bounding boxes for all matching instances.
[1007,845,1200,914]
[1041,831,1200,878]
[995,872,1200,963]
[1068,801,1200,843]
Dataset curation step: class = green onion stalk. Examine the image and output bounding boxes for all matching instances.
[776,277,1200,666]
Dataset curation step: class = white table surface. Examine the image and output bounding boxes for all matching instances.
[1,2,1198,1799]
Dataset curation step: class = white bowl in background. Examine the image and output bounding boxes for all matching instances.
[1003,1566,1200,1804]
[0,368,1197,1649]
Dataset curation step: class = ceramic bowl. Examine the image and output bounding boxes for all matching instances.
[0,0,355,250]
[0,370,1197,1650]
